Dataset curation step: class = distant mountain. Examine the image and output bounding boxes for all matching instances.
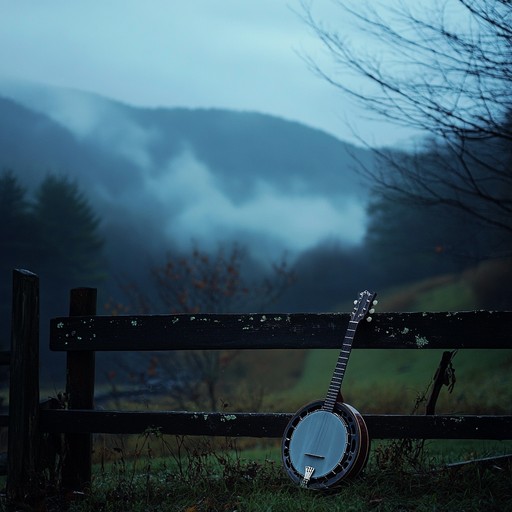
[0,80,375,270]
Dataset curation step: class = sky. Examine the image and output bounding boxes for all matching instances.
[0,0,418,148]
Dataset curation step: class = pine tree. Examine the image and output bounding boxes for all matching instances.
[32,174,104,292]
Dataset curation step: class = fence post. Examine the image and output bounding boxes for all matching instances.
[61,288,97,491]
[426,350,457,415]
[7,269,40,503]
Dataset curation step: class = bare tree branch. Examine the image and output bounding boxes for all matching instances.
[107,243,295,410]
[301,0,512,244]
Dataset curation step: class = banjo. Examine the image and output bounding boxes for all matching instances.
[281,290,377,489]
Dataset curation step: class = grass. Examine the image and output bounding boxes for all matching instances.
[264,328,512,415]
[279,347,512,414]
[3,435,512,511]
[48,436,512,512]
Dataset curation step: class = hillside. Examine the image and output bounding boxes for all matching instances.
[0,81,376,280]
[265,259,512,415]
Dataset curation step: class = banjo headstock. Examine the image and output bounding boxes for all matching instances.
[350,290,378,324]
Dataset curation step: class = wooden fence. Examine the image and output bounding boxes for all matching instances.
[4,269,512,501]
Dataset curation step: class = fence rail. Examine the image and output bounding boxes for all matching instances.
[50,310,512,350]
[40,410,512,440]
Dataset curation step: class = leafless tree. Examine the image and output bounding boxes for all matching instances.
[301,0,512,249]
[107,243,294,411]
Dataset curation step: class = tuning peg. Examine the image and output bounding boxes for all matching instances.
[353,300,358,305]
[372,300,378,306]
[366,316,373,322]
[369,308,375,314]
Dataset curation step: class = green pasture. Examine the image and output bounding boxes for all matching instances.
[272,271,512,414]
[274,347,512,414]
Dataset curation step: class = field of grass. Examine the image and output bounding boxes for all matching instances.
[4,430,511,511]
[274,347,512,415]
[35,434,511,512]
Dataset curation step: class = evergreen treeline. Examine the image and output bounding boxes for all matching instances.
[0,170,105,351]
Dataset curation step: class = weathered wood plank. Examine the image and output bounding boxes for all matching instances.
[7,269,40,502]
[39,410,512,440]
[50,311,512,351]
[62,288,97,491]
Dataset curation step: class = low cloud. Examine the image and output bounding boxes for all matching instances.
[0,81,368,263]
[152,151,366,255]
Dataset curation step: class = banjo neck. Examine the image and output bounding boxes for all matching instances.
[322,319,358,412]
[322,290,377,413]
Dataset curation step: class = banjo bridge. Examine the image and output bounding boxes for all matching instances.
[305,453,325,459]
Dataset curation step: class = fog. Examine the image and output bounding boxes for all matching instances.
[0,80,369,267]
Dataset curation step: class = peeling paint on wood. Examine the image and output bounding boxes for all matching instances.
[415,335,429,348]
[49,311,512,351]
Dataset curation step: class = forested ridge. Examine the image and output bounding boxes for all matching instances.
[1,86,511,384]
